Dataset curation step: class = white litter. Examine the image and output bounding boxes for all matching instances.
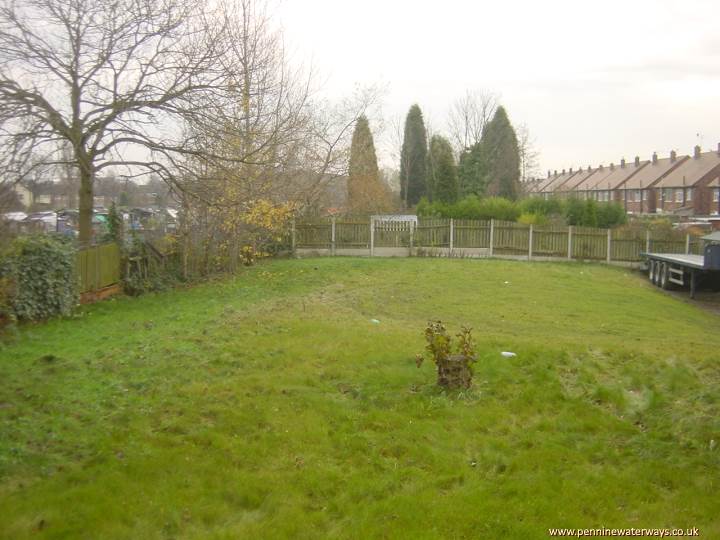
[501,351,517,358]
[370,319,380,324]
[504,281,510,284]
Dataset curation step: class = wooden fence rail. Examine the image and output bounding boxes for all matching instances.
[293,217,705,264]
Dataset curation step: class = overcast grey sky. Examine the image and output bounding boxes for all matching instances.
[277,0,720,175]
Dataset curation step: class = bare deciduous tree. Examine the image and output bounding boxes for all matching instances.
[447,90,499,155]
[0,0,271,242]
[516,122,541,182]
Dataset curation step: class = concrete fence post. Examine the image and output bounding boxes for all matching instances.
[528,225,533,260]
[291,218,296,256]
[567,226,573,259]
[645,229,651,254]
[331,216,336,256]
[685,234,690,254]
[409,222,414,255]
[489,219,495,257]
[369,217,375,257]
[606,229,612,263]
[449,218,454,254]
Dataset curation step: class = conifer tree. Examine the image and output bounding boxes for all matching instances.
[399,104,428,208]
[479,106,521,200]
[348,116,391,214]
[457,142,489,197]
[427,135,458,203]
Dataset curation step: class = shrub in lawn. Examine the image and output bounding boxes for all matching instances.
[0,235,77,321]
[418,321,476,389]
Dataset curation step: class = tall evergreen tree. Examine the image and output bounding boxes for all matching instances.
[348,116,391,214]
[479,106,521,200]
[427,135,458,203]
[457,142,489,197]
[399,104,428,208]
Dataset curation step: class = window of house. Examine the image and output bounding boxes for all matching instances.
[686,188,693,202]
[675,189,683,202]
[713,188,719,202]
[634,190,641,202]
[642,190,648,201]
[663,188,671,201]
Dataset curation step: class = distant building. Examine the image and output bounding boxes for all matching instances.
[529,144,720,217]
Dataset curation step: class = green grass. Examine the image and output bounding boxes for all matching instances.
[1,258,719,539]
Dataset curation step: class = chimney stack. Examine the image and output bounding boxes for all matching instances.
[621,158,626,168]
[610,162,615,171]
[554,170,558,177]
[652,152,658,164]
[670,150,677,162]
[599,164,604,171]
[569,167,573,174]
[562,169,566,174]
[694,145,701,158]
[548,170,551,178]
[717,142,720,156]
[634,156,640,167]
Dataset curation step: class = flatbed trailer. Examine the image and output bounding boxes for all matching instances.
[642,240,720,298]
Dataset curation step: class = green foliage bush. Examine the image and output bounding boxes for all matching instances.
[0,235,78,321]
[417,195,520,221]
[518,197,564,216]
[596,202,627,229]
[517,212,548,226]
[417,195,626,228]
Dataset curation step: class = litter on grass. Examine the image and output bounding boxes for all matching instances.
[501,351,517,358]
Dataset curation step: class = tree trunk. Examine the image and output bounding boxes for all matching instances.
[78,168,94,244]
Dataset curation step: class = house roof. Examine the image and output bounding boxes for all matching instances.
[558,168,598,192]
[573,166,614,192]
[540,170,580,193]
[534,174,559,193]
[653,150,720,189]
[585,162,644,192]
[618,155,688,190]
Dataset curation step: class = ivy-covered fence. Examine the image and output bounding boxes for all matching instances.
[0,236,78,322]
[0,236,122,323]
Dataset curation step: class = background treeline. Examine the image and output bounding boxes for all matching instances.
[348,100,528,214]
[417,196,628,228]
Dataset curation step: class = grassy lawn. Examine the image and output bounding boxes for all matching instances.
[1,257,719,539]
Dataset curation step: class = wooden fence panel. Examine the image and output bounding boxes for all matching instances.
[649,239,686,254]
[532,227,569,257]
[416,218,450,247]
[77,243,121,293]
[571,226,607,260]
[336,219,370,248]
[611,230,644,261]
[453,219,490,248]
[494,220,529,255]
[296,220,332,248]
[688,238,705,255]
[293,217,708,263]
